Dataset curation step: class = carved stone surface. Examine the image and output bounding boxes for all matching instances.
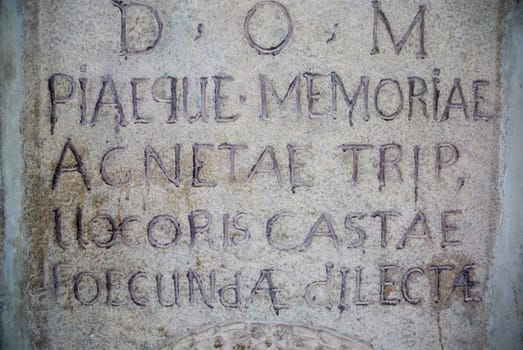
[1,0,519,349]
[159,322,371,350]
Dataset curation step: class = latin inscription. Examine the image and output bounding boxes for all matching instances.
[42,0,497,317]
[49,72,494,133]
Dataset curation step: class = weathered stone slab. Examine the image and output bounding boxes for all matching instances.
[2,0,520,349]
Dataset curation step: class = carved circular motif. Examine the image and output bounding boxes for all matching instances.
[158,322,371,350]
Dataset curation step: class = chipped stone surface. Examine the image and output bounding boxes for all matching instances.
[2,0,518,349]
[159,322,372,350]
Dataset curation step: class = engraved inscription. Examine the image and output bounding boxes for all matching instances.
[31,1,502,348]
[47,72,497,132]
[112,0,164,55]
[244,1,293,55]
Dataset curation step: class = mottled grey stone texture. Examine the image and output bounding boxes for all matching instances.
[1,0,522,349]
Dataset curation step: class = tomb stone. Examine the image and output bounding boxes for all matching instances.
[1,0,522,349]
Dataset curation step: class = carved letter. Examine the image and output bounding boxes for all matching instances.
[152,76,177,123]
[101,147,132,187]
[338,267,350,312]
[371,1,426,58]
[52,138,91,191]
[396,210,432,249]
[119,215,142,248]
[188,210,214,249]
[147,215,181,248]
[371,210,400,248]
[218,272,242,308]
[105,269,124,306]
[288,144,313,192]
[92,75,128,131]
[303,72,325,118]
[76,207,88,248]
[244,1,293,55]
[250,269,289,314]
[435,143,459,179]
[213,76,240,122]
[192,143,217,187]
[131,78,151,123]
[303,213,339,249]
[187,269,215,308]
[74,272,100,306]
[90,214,118,248]
[218,143,247,183]
[354,266,369,306]
[331,73,369,125]
[245,146,283,187]
[128,271,149,306]
[52,263,70,300]
[340,144,373,185]
[145,144,181,186]
[441,209,462,247]
[112,0,163,55]
[441,78,468,121]
[224,212,251,247]
[428,265,454,303]
[345,212,367,248]
[53,208,69,250]
[443,264,480,303]
[259,74,301,119]
[473,80,495,120]
[183,77,208,123]
[156,272,180,307]
[408,76,429,120]
[379,265,400,305]
[401,267,424,304]
[432,69,441,120]
[266,212,300,250]
[375,79,403,121]
[49,73,75,134]
[304,263,334,309]
[79,77,87,125]
[378,143,402,191]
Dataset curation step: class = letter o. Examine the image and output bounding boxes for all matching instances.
[375,79,404,120]
[244,1,293,55]
[147,215,181,248]
[74,272,101,305]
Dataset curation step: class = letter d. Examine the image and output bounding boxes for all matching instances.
[112,0,163,55]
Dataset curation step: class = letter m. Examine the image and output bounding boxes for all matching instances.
[370,1,426,58]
